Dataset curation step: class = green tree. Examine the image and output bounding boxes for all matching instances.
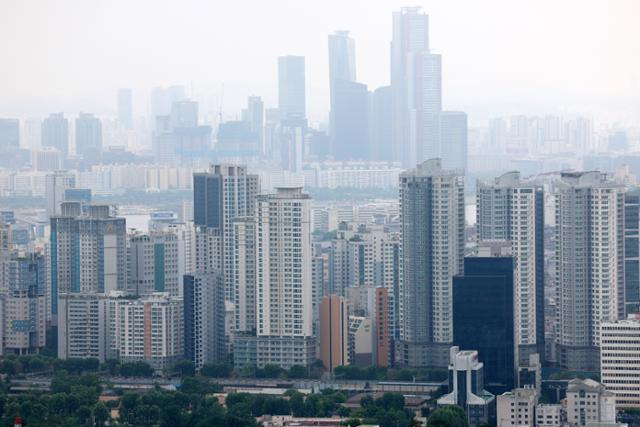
[427,405,469,427]
[93,401,109,426]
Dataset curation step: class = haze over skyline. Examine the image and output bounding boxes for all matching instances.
[2,0,639,124]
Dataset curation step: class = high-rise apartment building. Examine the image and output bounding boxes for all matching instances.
[57,293,108,361]
[397,159,464,368]
[278,56,306,122]
[75,113,102,164]
[128,232,182,297]
[255,187,315,368]
[600,316,640,408]
[453,256,515,392]
[319,295,349,372]
[371,86,392,161]
[555,171,624,371]
[41,113,69,157]
[193,165,259,303]
[117,88,133,130]
[246,96,264,154]
[50,204,126,316]
[183,273,225,368]
[107,291,183,370]
[45,171,76,218]
[476,171,544,366]
[0,253,46,355]
[0,119,20,150]
[232,217,256,334]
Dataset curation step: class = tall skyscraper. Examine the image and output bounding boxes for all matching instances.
[255,187,315,368]
[453,256,515,392]
[397,159,464,368]
[41,113,69,157]
[117,88,133,130]
[0,119,19,150]
[331,79,370,160]
[319,295,349,372]
[278,56,306,122]
[45,171,76,218]
[371,86,392,161]
[193,165,259,303]
[246,96,264,154]
[439,111,468,172]
[391,7,431,166]
[328,32,356,130]
[624,189,640,315]
[170,100,198,129]
[476,171,545,366]
[151,85,185,120]
[555,171,624,371]
[75,113,102,163]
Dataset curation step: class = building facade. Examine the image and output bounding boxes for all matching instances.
[601,317,640,408]
[397,159,464,368]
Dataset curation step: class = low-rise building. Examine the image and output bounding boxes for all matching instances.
[535,404,563,427]
[565,379,616,427]
[496,388,536,427]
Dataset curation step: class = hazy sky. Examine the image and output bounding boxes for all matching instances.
[2,0,639,124]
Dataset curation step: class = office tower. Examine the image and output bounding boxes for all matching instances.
[278,56,306,122]
[75,113,102,164]
[117,88,133,130]
[496,388,536,427]
[489,118,508,155]
[600,316,640,408]
[0,222,10,258]
[0,119,19,150]
[319,295,349,372]
[107,291,183,370]
[555,171,624,371]
[216,120,261,157]
[23,118,42,150]
[408,51,442,164]
[33,147,63,171]
[437,347,496,427]
[371,86,392,161]
[170,100,198,129]
[279,124,304,173]
[64,188,92,205]
[476,171,545,365]
[565,379,616,426]
[183,273,225,368]
[45,171,76,218]
[50,204,126,317]
[246,96,264,154]
[453,256,515,392]
[624,189,640,315]
[193,165,259,303]
[57,293,107,361]
[232,218,256,334]
[0,253,46,354]
[128,232,182,297]
[255,187,315,368]
[392,7,443,167]
[151,85,186,119]
[331,79,370,160]
[439,111,467,172]
[328,31,356,97]
[41,113,69,157]
[397,159,464,368]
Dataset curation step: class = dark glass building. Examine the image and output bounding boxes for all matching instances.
[625,189,640,314]
[453,256,515,393]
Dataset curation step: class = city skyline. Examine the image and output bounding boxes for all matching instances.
[1,0,639,123]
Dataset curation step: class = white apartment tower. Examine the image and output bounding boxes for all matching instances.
[255,187,315,368]
[600,316,640,408]
[45,171,75,218]
[555,171,624,371]
[477,171,544,366]
[128,232,182,297]
[397,159,464,368]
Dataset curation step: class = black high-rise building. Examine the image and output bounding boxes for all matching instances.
[453,256,515,393]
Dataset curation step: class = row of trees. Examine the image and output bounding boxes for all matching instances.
[333,365,448,382]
